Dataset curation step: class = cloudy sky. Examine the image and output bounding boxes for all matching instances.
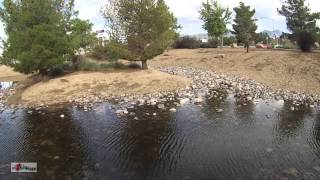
[74,0,320,35]
[0,0,320,42]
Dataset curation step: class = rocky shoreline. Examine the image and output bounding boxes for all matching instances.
[1,66,319,114]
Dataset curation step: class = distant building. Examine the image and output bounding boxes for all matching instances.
[95,29,109,46]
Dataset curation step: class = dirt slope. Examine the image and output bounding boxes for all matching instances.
[20,70,191,106]
[152,48,320,95]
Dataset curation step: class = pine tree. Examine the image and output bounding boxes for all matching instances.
[278,0,320,51]
[232,2,257,53]
[103,0,179,70]
[199,0,232,48]
[0,0,95,74]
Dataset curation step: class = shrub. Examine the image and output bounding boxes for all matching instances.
[173,36,201,49]
[89,45,109,60]
[48,62,74,77]
[224,36,237,46]
[297,31,316,52]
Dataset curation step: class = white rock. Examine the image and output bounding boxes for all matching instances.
[194,98,203,103]
[169,108,177,112]
[115,110,123,114]
[216,109,224,113]
[180,98,190,105]
[60,114,65,118]
[157,104,165,109]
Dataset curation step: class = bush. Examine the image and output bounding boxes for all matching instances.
[48,62,74,77]
[224,36,237,46]
[77,60,142,71]
[78,61,103,71]
[200,38,219,48]
[173,36,201,49]
[297,31,316,52]
[88,45,109,60]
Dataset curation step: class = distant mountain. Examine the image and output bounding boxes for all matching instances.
[260,30,283,37]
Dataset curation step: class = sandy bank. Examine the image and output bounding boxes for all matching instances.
[0,65,27,81]
[151,48,320,95]
[19,69,191,106]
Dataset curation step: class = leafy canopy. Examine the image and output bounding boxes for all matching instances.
[278,0,320,35]
[278,0,320,51]
[103,0,179,69]
[0,0,95,74]
[232,2,257,52]
[199,0,232,41]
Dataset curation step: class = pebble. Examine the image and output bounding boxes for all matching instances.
[60,114,65,118]
[180,98,190,105]
[169,108,177,112]
[194,98,203,104]
[266,148,274,153]
[216,109,224,113]
[157,104,165,109]
[1,66,320,112]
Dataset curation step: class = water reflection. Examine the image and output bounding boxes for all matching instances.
[4,108,93,179]
[106,105,178,179]
[273,102,311,142]
[0,97,320,179]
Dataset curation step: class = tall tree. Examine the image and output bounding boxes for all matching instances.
[0,0,69,74]
[199,0,232,48]
[0,0,95,75]
[278,0,320,51]
[232,2,257,53]
[103,0,179,70]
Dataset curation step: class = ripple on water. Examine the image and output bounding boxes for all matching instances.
[0,98,320,179]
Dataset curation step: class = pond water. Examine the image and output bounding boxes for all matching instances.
[0,94,320,179]
[0,82,14,90]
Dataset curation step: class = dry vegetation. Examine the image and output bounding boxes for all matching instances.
[20,70,191,106]
[151,48,320,95]
[0,65,27,81]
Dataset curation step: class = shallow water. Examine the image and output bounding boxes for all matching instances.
[0,94,320,180]
[0,82,14,90]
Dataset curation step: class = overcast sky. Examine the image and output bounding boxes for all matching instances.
[74,0,320,35]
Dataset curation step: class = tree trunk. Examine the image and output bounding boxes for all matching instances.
[39,69,48,76]
[141,60,148,70]
[220,35,224,48]
[246,43,249,53]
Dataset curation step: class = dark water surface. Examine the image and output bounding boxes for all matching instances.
[1,94,320,180]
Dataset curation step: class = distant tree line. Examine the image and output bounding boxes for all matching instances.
[198,0,320,52]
